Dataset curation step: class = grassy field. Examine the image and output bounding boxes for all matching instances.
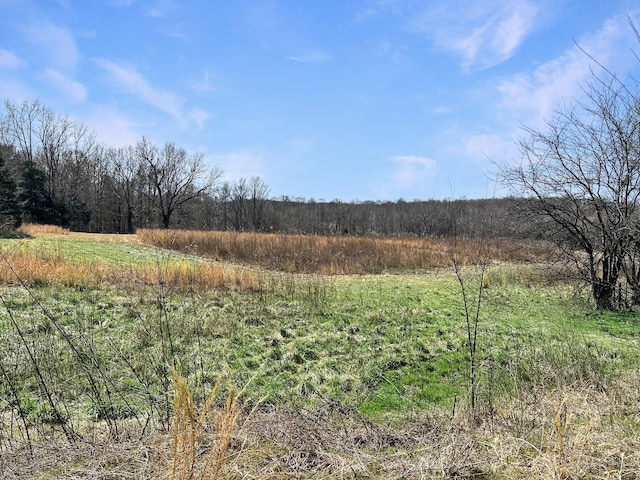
[0,226,639,478]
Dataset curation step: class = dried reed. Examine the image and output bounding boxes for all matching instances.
[169,370,243,480]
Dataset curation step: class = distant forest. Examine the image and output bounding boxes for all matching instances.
[0,99,530,238]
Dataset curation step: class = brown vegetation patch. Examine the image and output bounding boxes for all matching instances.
[137,229,553,275]
[0,248,270,292]
[2,380,638,479]
[17,223,70,236]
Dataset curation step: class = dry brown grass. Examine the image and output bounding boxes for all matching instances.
[3,379,638,479]
[137,229,553,275]
[1,227,553,292]
[0,244,271,292]
[17,223,69,235]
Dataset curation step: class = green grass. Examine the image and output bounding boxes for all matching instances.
[1,232,639,426]
[3,233,640,478]
[1,263,638,426]
[0,233,187,266]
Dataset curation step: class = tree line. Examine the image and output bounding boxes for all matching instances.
[0,99,522,237]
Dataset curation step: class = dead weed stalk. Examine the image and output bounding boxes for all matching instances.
[168,370,244,480]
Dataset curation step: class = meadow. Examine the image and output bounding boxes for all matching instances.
[0,225,638,479]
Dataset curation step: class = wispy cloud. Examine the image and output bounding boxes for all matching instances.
[146,0,178,18]
[188,108,210,130]
[42,68,87,102]
[55,0,72,11]
[94,58,207,127]
[81,106,140,147]
[105,0,135,7]
[190,70,216,92]
[210,149,265,182]
[463,133,514,164]
[497,11,640,125]
[376,40,410,64]
[0,49,25,69]
[356,0,541,69]
[26,23,80,70]
[355,0,412,23]
[0,77,34,103]
[389,155,435,189]
[411,0,539,70]
[288,51,332,64]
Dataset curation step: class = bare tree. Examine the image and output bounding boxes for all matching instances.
[500,74,640,309]
[1,100,104,229]
[1,100,40,164]
[106,146,144,233]
[229,177,249,230]
[136,137,222,229]
[1,100,74,198]
[248,176,269,230]
[217,181,232,230]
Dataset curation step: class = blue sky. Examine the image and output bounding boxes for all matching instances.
[1,1,640,201]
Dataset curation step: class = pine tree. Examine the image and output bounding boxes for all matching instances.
[0,153,21,231]
[17,162,67,226]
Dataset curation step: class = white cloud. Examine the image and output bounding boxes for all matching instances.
[209,150,265,182]
[389,155,435,188]
[463,133,515,164]
[289,51,332,64]
[0,49,25,69]
[55,0,72,11]
[189,70,227,93]
[82,107,140,147]
[0,77,33,102]
[191,70,214,92]
[431,106,451,114]
[42,68,87,102]
[497,11,640,126]
[94,58,187,124]
[27,23,80,70]
[376,40,410,64]
[411,0,539,70]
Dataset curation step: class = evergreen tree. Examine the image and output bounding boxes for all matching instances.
[0,153,21,231]
[17,162,67,226]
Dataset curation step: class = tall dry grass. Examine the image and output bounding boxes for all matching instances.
[4,379,638,479]
[0,250,267,292]
[169,370,244,480]
[17,223,69,235]
[137,229,552,275]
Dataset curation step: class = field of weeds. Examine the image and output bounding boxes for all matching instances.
[0,226,639,479]
[136,228,555,274]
